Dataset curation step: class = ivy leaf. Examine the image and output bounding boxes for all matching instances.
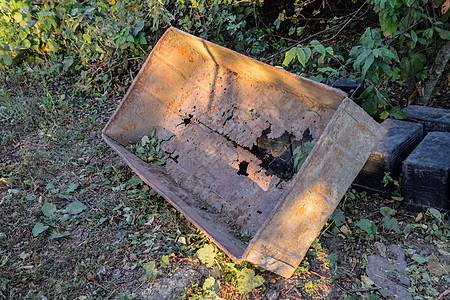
[236,268,265,294]
[380,206,396,217]
[330,209,345,227]
[356,218,378,235]
[160,255,170,268]
[2,54,12,65]
[66,201,87,215]
[140,261,160,281]
[197,244,217,267]
[32,223,48,237]
[65,183,79,194]
[203,277,220,295]
[41,202,57,217]
[383,216,401,233]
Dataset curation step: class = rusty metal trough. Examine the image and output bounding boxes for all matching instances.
[102,27,386,278]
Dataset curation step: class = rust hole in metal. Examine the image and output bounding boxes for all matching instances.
[237,161,249,176]
[182,114,193,126]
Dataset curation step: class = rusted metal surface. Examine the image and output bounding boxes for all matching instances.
[102,27,387,278]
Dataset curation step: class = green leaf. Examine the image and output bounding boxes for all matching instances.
[2,54,12,65]
[133,18,145,36]
[389,106,406,119]
[160,255,170,268]
[50,231,70,239]
[63,57,73,72]
[197,244,217,267]
[362,53,375,76]
[21,4,29,13]
[303,47,312,62]
[296,47,306,67]
[409,53,426,74]
[428,208,442,221]
[330,209,345,227]
[356,218,378,235]
[411,253,427,264]
[435,27,450,40]
[140,261,160,281]
[380,206,396,217]
[310,40,325,58]
[283,48,296,66]
[23,39,31,48]
[82,33,91,44]
[41,202,57,217]
[94,43,105,53]
[66,201,87,214]
[353,50,370,69]
[32,223,48,237]
[379,110,390,120]
[236,268,265,294]
[325,46,334,55]
[203,277,221,295]
[383,216,401,233]
[362,98,377,115]
[411,30,418,43]
[58,194,72,200]
[65,183,79,194]
[293,141,314,171]
[46,39,58,52]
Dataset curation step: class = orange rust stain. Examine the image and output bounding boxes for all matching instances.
[122,123,136,132]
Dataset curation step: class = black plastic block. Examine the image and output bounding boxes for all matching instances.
[403,105,450,135]
[324,78,364,99]
[353,119,423,196]
[403,132,450,212]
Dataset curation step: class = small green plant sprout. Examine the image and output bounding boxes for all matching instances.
[292,141,314,172]
[356,218,378,240]
[235,267,265,295]
[382,172,403,200]
[117,291,138,300]
[379,206,401,234]
[200,277,224,300]
[130,130,166,165]
[140,261,161,282]
[197,244,218,268]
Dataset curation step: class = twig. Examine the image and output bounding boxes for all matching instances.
[321,1,368,44]
[438,287,450,300]
[261,23,341,62]
[105,289,116,300]
[262,1,368,62]
[387,19,425,45]
[336,282,356,296]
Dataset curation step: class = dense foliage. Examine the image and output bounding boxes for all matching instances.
[1,0,449,117]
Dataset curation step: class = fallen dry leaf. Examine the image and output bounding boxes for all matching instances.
[428,254,449,277]
[442,0,450,14]
[340,224,352,235]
